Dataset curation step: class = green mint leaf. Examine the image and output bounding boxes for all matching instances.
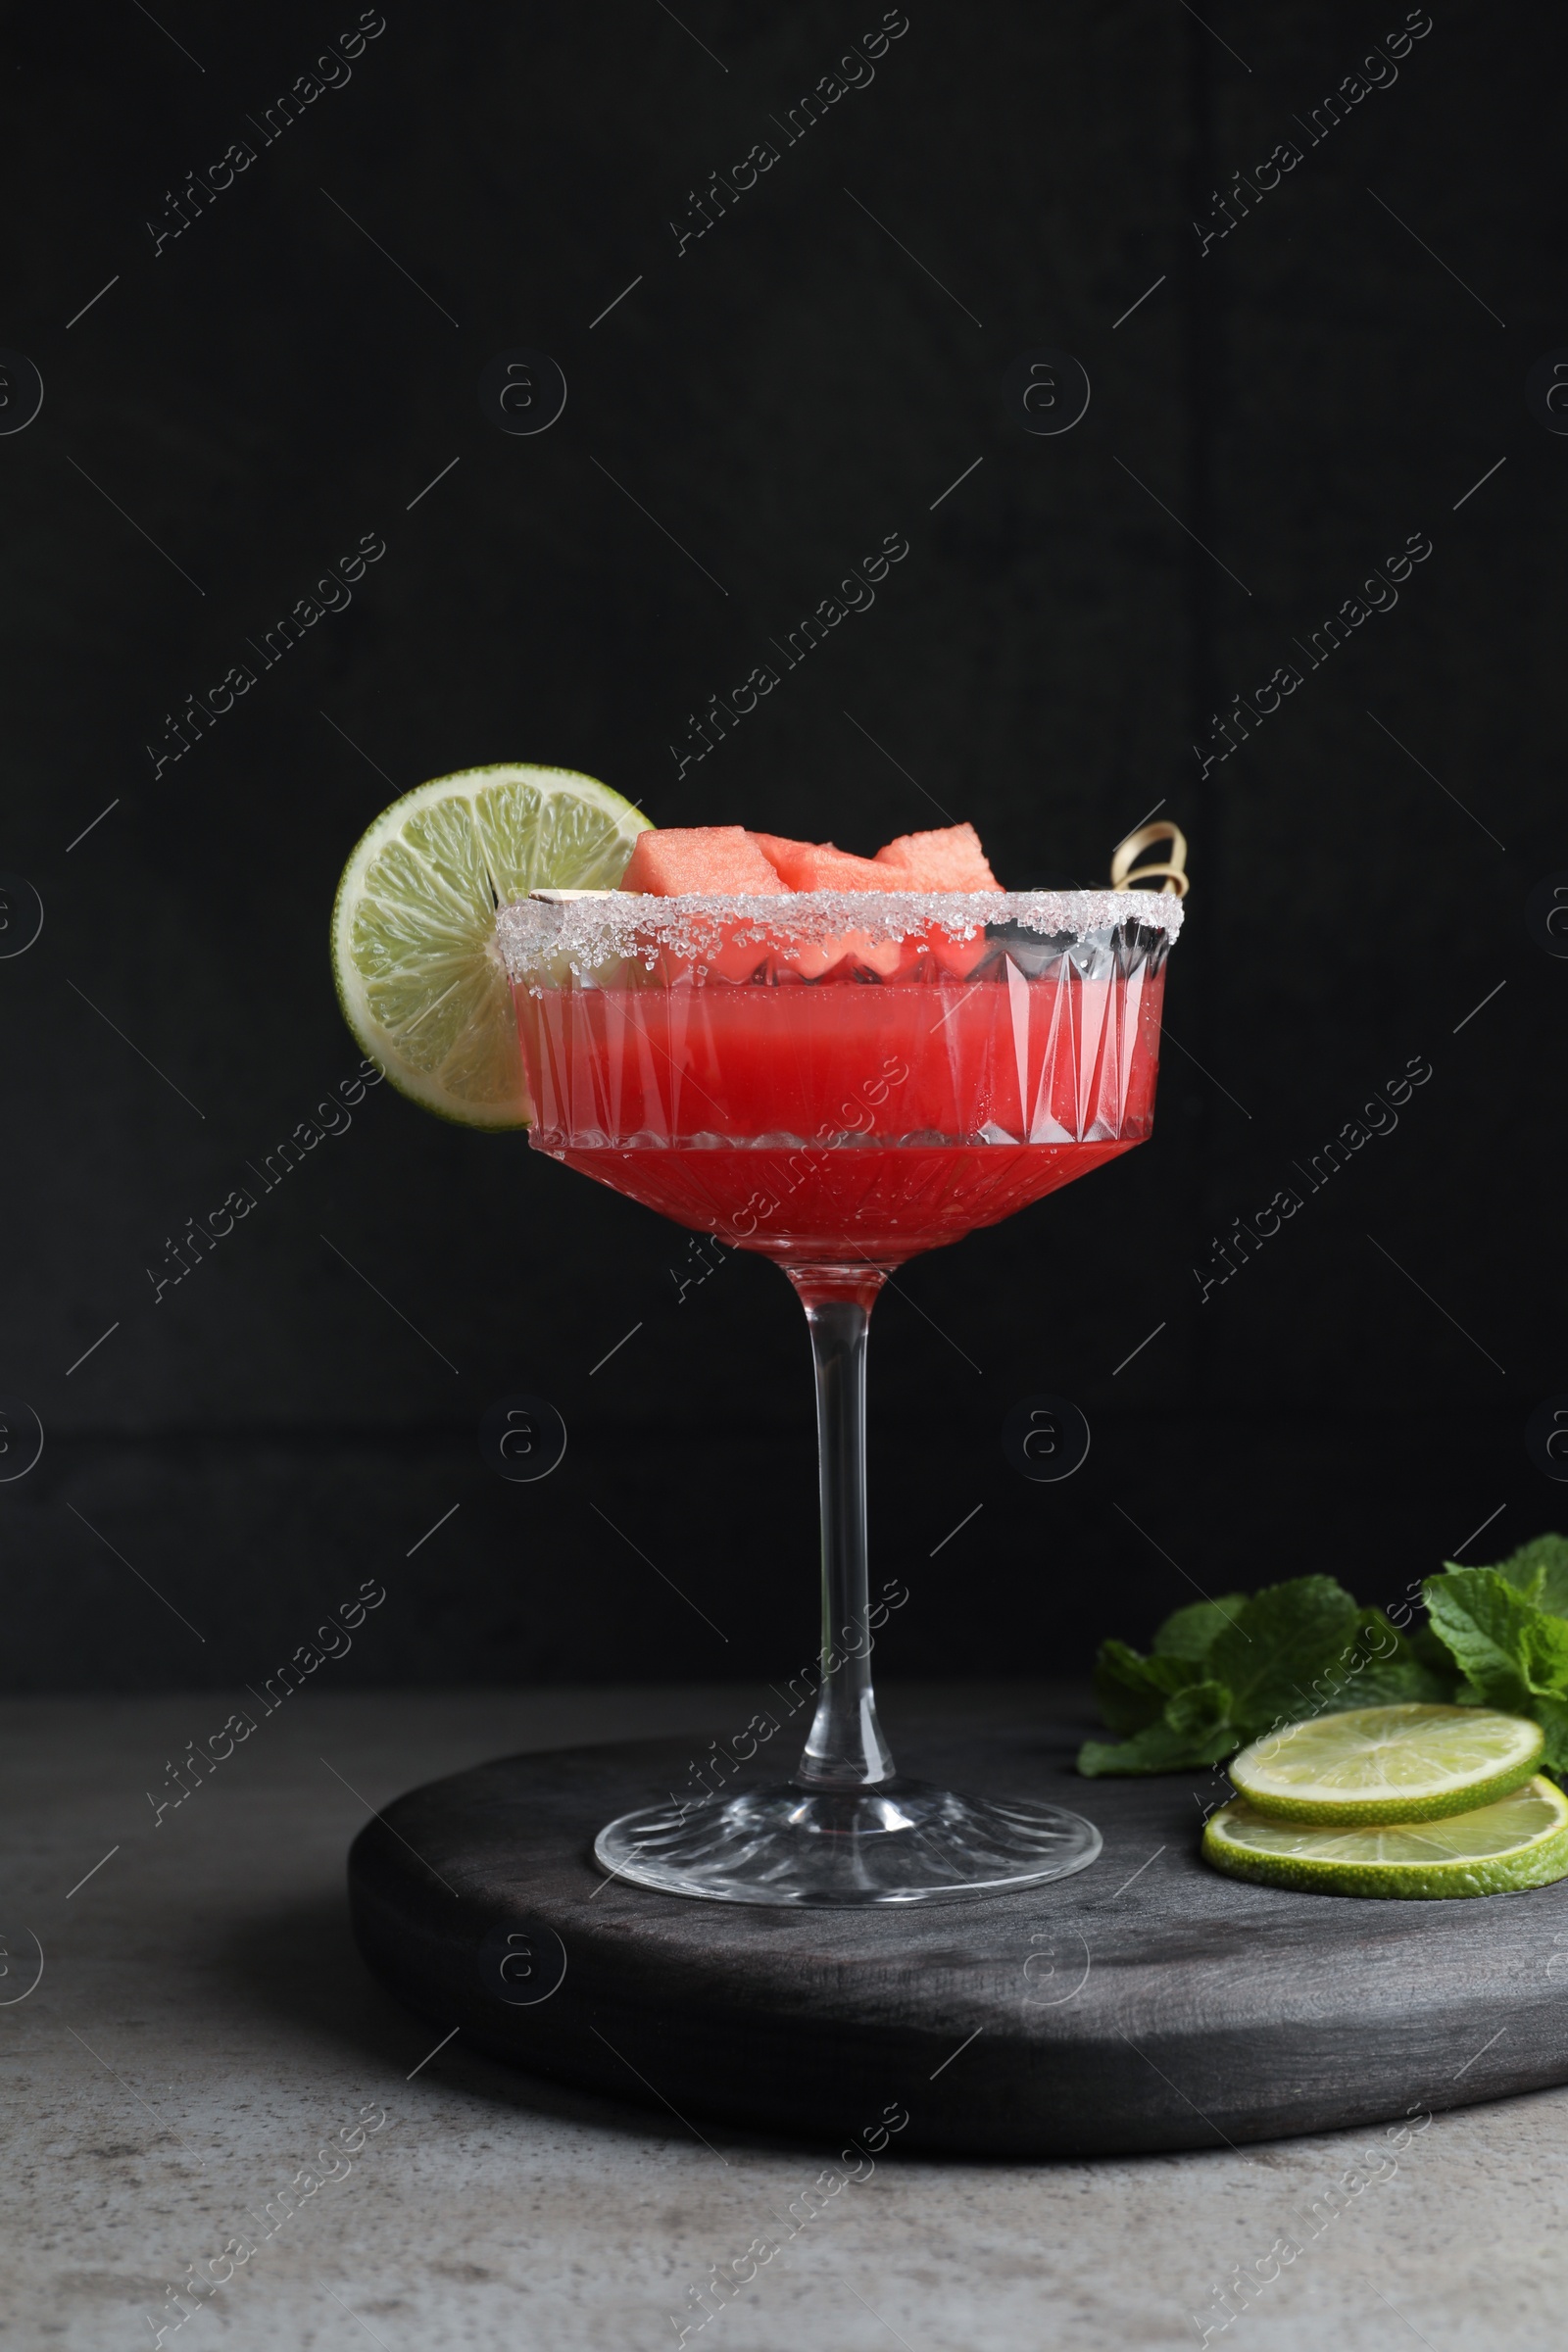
[1481,1548,1545,1602]
[1203,1575,1363,1736]
[1422,1568,1540,1712]
[1152,1595,1249,1662]
[1339,1609,1461,1707]
[1409,1622,1456,1675]
[1077,1690,1239,1778]
[1348,1655,1459,1705]
[1489,1534,1568,1619]
[1165,1679,1235,1739]
[1092,1639,1202,1735]
[1522,1611,1568,1696]
[1530,1693,1568,1779]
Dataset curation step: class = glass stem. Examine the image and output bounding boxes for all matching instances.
[786,1266,897,1790]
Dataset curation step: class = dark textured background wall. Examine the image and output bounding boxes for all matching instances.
[2,0,1562,1692]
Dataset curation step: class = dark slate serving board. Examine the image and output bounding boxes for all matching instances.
[348,1719,1568,2156]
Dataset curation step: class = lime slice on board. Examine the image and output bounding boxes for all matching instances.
[1203,1776,1568,1900]
[331,764,650,1127]
[1227,1703,1544,1826]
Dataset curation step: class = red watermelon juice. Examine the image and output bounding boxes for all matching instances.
[513,934,1167,1270]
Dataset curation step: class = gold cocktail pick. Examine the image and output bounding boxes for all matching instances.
[1109,818,1188,897]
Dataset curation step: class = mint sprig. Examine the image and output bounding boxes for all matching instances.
[1079,1575,1454,1777]
[1080,1537,1568,1778]
[1422,1539,1568,1774]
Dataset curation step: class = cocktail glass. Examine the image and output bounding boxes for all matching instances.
[499,885,1182,1905]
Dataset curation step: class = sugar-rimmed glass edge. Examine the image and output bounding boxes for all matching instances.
[496,887,1183,984]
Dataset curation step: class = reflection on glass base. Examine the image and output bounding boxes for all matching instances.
[593,1780,1103,1908]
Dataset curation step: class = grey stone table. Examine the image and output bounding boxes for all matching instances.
[4,1685,1567,2352]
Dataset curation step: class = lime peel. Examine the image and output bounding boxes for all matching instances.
[1228,1702,1545,1827]
[1203,1776,1568,1900]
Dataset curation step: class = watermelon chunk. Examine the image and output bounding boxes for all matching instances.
[741,834,900,975]
[619,825,791,896]
[871,821,999,979]
[749,832,907,892]
[873,821,1003,891]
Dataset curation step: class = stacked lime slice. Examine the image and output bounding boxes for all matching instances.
[1203,1703,1568,1899]
[331,764,650,1127]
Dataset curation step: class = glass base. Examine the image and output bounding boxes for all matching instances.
[593,1778,1103,1908]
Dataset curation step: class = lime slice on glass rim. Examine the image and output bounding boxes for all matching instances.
[1203,1776,1568,1899]
[1227,1703,1545,1827]
[331,764,650,1128]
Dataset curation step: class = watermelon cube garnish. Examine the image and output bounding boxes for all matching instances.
[749,832,909,893]
[618,824,790,896]
[873,821,1002,891]
[745,835,910,971]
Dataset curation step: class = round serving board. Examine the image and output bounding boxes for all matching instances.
[348,1718,1568,2156]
